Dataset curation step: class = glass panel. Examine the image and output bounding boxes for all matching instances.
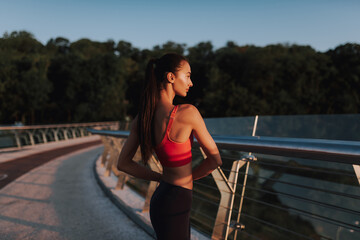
[205,116,256,136]
[0,131,16,148]
[230,152,360,240]
[192,114,360,239]
[256,114,360,141]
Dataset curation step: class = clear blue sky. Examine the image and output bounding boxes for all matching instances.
[1,0,359,52]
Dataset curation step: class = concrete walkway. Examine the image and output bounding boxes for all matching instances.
[0,135,101,163]
[0,136,102,189]
[0,146,152,240]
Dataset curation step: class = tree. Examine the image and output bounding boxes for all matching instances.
[186,41,215,109]
[0,31,51,124]
[1,31,359,124]
[326,43,360,113]
[46,38,128,123]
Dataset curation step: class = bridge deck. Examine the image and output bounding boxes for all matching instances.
[0,143,152,240]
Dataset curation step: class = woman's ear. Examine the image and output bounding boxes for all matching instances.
[166,72,174,83]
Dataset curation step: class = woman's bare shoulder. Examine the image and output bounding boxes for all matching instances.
[177,104,202,124]
[178,104,199,114]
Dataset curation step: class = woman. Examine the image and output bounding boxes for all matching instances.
[117,53,222,240]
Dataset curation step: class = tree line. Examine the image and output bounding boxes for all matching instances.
[0,31,359,125]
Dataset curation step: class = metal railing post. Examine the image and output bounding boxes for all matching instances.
[63,129,69,140]
[353,165,360,185]
[53,129,59,141]
[80,128,85,137]
[14,130,22,148]
[105,139,118,177]
[113,138,129,190]
[71,128,77,139]
[143,155,163,212]
[41,130,48,143]
[233,115,258,239]
[100,136,111,167]
[210,159,246,240]
[28,130,35,145]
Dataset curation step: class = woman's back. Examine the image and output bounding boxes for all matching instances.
[153,104,194,189]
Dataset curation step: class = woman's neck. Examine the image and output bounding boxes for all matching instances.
[159,87,175,105]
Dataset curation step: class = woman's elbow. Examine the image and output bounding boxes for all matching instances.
[117,157,129,172]
[213,153,222,167]
[208,157,222,169]
[117,161,124,172]
[213,159,222,168]
[208,148,222,167]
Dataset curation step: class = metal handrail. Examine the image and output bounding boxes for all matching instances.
[87,129,360,164]
[0,122,120,149]
[0,121,119,130]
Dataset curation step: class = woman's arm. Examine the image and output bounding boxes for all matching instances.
[117,116,162,182]
[187,105,222,180]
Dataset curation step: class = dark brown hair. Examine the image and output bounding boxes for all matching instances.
[138,53,187,164]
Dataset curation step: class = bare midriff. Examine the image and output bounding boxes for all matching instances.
[161,162,193,190]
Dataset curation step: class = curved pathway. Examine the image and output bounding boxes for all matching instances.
[0,139,101,189]
[0,146,151,240]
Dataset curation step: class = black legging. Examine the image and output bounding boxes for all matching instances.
[150,181,193,240]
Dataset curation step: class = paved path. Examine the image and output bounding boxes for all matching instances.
[0,136,101,163]
[0,146,152,240]
[0,137,101,189]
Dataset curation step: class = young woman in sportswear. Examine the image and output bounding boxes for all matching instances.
[117,53,222,240]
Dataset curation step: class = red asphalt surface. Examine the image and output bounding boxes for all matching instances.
[0,140,102,189]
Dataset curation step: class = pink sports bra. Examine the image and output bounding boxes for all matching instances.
[154,105,193,167]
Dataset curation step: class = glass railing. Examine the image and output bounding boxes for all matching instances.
[206,114,360,140]
[89,113,360,240]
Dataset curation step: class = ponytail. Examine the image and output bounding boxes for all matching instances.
[138,59,159,164]
[137,53,187,164]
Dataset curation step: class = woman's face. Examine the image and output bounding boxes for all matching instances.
[173,60,193,97]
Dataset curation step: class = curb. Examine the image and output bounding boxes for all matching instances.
[92,155,156,239]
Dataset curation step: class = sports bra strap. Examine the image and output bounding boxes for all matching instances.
[170,105,178,118]
[166,105,178,135]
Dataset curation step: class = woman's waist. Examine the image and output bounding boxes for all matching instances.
[161,168,193,190]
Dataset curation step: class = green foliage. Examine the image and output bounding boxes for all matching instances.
[46,38,127,123]
[0,31,51,124]
[0,31,359,124]
[326,43,360,113]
